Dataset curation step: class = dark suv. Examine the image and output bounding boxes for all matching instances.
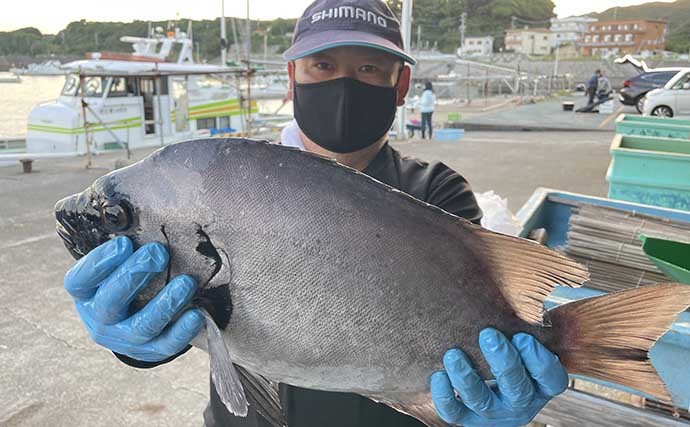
[619,68,683,113]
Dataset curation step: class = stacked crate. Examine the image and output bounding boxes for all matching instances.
[607,115,690,211]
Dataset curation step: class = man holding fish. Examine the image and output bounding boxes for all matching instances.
[62,0,569,425]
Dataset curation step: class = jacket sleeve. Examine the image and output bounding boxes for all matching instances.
[113,345,193,369]
[425,164,483,224]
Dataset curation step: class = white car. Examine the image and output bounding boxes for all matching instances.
[643,68,690,117]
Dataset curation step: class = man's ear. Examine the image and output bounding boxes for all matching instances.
[287,61,295,101]
[396,65,411,107]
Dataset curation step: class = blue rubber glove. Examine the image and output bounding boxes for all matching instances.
[64,236,205,363]
[430,328,568,427]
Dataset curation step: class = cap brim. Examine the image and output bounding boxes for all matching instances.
[283,30,417,65]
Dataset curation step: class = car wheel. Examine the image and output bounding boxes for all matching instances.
[635,97,645,114]
[652,106,674,118]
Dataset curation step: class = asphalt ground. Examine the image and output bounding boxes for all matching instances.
[0,130,614,426]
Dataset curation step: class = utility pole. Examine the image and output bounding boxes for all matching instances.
[511,16,517,30]
[397,0,413,139]
[220,0,227,66]
[459,12,467,52]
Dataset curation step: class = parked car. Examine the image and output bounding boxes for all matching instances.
[643,68,690,118]
[619,68,684,113]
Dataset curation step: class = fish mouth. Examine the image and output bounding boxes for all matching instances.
[55,194,108,261]
[56,220,85,260]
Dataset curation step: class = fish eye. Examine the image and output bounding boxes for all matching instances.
[101,200,132,232]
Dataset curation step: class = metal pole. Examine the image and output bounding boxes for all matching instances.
[246,0,252,137]
[416,25,422,51]
[459,12,467,54]
[264,30,269,61]
[220,0,227,66]
[155,76,165,147]
[552,44,560,93]
[79,74,92,169]
[231,18,242,62]
[484,68,488,107]
[396,0,413,139]
[245,0,251,60]
[466,62,471,104]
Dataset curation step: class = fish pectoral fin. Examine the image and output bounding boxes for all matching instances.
[366,393,450,427]
[469,224,590,325]
[200,308,249,417]
[236,366,286,427]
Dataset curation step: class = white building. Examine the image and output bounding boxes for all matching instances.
[461,36,494,56]
[505,28,553,56]
[550,16,598,47]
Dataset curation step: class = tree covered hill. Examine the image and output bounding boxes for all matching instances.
[0,0,556,60]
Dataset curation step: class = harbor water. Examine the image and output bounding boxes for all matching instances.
[0,75,64,137]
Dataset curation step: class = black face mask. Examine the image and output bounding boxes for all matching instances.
[293,77,398,154]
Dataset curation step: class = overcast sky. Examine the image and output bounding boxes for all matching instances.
[0,0,678,34]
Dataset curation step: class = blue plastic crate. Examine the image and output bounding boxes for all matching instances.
[433,128,464,142]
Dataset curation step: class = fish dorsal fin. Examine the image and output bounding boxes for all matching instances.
[470,224,589,325]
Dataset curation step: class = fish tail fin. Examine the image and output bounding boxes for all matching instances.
[549,283,690,402]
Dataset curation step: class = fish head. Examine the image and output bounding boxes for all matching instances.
[54,140,223,260]
[55,173,138,260]
[54,140,236,325]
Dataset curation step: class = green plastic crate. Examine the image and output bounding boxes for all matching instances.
[615,114,690,139]
[447,112,461,123]
[606,134,690,211]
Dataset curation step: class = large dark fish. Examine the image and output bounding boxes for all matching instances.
[55,138,690,426]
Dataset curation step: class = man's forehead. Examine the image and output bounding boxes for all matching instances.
[301,46,400,63]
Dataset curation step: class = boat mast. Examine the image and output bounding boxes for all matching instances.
[220,0,228,65]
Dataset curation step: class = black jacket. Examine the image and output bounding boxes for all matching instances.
[117,142,482,427]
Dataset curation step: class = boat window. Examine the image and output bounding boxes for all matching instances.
[108,77,129,97]
[218,116,231,129]
[159,77,169,95]
[82,77,106,97]
[61,75,79,96]
[197,118,216,130]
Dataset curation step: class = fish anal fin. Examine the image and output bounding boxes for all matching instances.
[236,365,286,427]
[471,225,590,325]
[367,393,450,427]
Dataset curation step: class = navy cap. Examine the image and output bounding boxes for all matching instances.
[283,0,417,65]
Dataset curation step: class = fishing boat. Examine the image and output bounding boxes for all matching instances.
[10,60,66,76]
[25,27,257,156]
